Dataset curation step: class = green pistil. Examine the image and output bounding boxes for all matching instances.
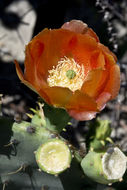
[66,70,76,79]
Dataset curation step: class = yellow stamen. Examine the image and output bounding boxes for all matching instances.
[47,56,85,92]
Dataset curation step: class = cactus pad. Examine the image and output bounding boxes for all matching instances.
[81,147,127,184]
[35,139,72,175]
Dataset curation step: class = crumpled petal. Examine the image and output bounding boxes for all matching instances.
[61,20,88,34]
[104,64,120,99]
[61,20,99,42]
[96,92,111,110]
[68,110,97,121]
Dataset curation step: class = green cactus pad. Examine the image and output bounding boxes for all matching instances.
[35,139,71,175]
[81,148,127,184]
[81,151,109,184]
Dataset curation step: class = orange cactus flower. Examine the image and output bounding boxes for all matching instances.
[15,20,120,121]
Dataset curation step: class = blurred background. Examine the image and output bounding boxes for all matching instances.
[1,0,127,152]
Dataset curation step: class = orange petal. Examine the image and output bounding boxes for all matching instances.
[90,51,105,69]
[98,43,117,62]
[24,29,49,80]
[85,28,99,42]
[66,91,98,120]
[61,20,99,42]
[15,60,56,103]
[104,64,120,99]
[81,68,108,98]
[34,28,98,77]
[62,32,98,75]
[68,110,97,121]
[61,20,88,34]
[39,87,72,108]
[33,29,77,75]
[66,90,97,111]
[96,92,111,110]
[14,60,38,94]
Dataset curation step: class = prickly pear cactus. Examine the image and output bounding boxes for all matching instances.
[0,116,64,190]
[0,102,85,190]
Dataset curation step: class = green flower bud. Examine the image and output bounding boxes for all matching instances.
[89,119,112,141]
[95,119,111,140]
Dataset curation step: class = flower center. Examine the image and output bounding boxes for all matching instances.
[66,70,76,79]
[47,56,85,92]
